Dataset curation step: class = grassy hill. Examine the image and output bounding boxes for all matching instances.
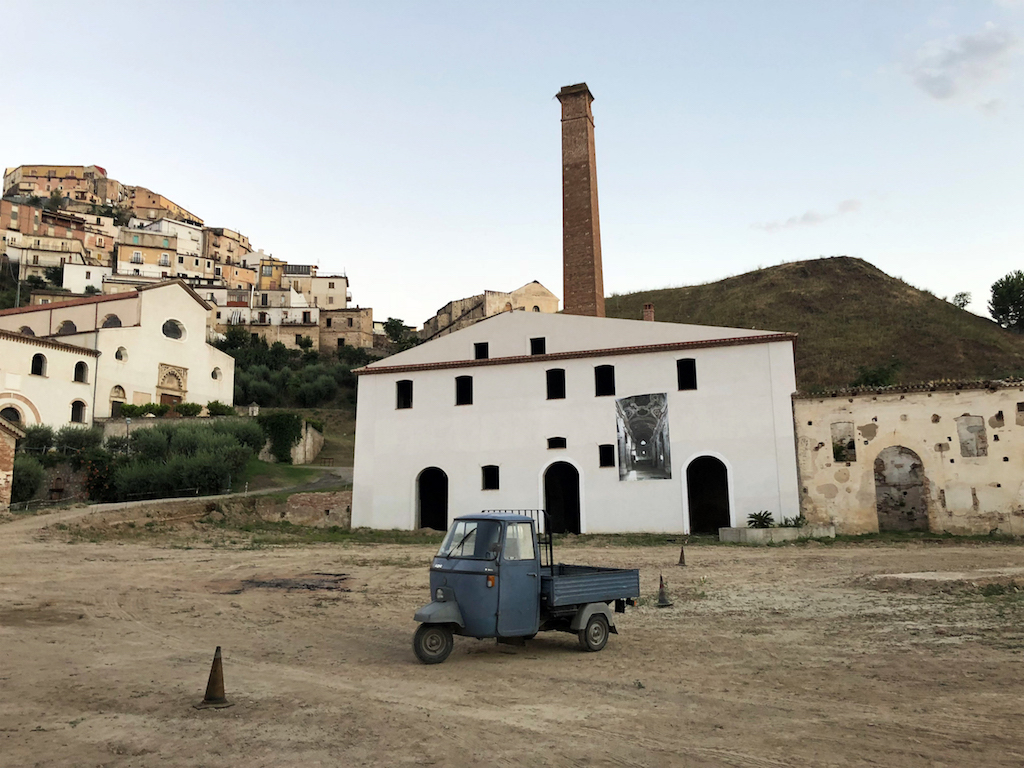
[604,257,1024,391]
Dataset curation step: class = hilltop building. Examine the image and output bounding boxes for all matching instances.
[420,281,559,341]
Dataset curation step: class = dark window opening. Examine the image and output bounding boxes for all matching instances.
[594,365,615,396]
[337,338,346,347]
[530,337,546,355]
[295,334,302,345]
[30,353,46,376]
[544,462,580,534]
[326,318,332,328]
[73,361,88,383]
[70,401,86,423]
[396,379,413,409]
[677,358,697,390]
[455,375,473,406]
[482,465,499,490]
[598,444,615,467]
[474,342,489,360]
[546,368,565,400]
[547,437,567,449]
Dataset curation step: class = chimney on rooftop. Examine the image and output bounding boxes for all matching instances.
[557,82,605,318]
[643,303,655,322]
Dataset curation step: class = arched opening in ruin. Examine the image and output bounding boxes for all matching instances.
[544,461,580,534]
[686,456,731,534]
[874,446,929,532]
[417,467,448,531]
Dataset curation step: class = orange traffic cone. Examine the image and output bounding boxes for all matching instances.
[656,574,673,608]
[194,646,234,709]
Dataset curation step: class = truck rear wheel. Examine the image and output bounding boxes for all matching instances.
[578,613,609,652]
[414,624,454,664]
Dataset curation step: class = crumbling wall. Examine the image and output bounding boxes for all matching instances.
[794,385,1024,535]
[0,431,14,510]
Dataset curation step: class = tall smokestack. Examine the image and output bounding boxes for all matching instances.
[557,82,605,317]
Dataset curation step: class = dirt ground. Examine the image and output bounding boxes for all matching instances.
[3,509,1024,767]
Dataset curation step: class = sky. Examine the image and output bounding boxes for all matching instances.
[3,1,1022,326]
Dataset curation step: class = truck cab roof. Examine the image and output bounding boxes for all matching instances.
[454,513,535,524]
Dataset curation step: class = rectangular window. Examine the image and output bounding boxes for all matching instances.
[830,422,856,462]
[328,296,334,304]
[295,334,302,345]
[131,251,143,263]
[474,342,489,360]
[455,375,473,405]
[504,522,534,560]
[326,318,332,328]
[599,444,615,468]
[677,358,697,390]
[329,281,335,289]
[530,337,546,355]
[215,267,222,276]
[546,369,565,400]
[594,365,615,396]
[347,317,353,327]
[396,379,413,409]
[337,338,346,347]
[302,311,311,323]
[162,238,169,247]
[132,235,139,244]
[547,437,567,449]
[85,271,90,279]
[177,255,184,263]
[482,465,499,490]
[262,266,272,276]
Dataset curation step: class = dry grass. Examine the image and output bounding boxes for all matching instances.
[605,256,1024,391]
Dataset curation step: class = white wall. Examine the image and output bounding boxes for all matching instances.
[63,263,112,293]
[352,313,799,532]
[0,336,98,428]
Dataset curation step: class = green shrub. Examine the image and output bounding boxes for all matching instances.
[81,449,120,503]
[141,403,171,417]
[119,404,144,418]
[209,419,265,453]
[206,400,235,417]
[131,428,171,463]
[747,511,774,529]
[18,424,53,454]
[258,412,303,463]
[175,402,203,418]
[11,456,45,504]
[54,426,104,466]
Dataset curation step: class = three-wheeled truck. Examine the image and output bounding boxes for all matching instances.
[413,510,641,664]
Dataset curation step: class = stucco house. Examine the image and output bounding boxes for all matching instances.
[0,281,235,427]
[352,311,800,533]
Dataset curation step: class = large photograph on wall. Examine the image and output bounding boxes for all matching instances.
[615,393,672,481]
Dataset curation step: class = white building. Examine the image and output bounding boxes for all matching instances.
[352,312,800,533]
[62,263,113,293]
[0,281,235,425]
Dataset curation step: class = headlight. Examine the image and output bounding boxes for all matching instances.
[435,588,444,601]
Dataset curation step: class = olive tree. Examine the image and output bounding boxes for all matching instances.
[989,271,1024,332]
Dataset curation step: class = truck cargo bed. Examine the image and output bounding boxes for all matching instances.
[541,564,641,607]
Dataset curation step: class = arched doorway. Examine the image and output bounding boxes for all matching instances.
[875,446,928,531]
[544,462,580,534]
[686,456,731,534]
[417,467,448,531]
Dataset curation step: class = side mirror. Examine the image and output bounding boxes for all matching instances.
[486,542,501,560]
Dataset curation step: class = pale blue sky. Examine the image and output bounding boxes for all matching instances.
[3,2,1022,325]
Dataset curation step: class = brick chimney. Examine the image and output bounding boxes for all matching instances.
[557,83,605,318]
[643,303,655,322]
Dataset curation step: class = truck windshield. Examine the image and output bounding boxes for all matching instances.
[437,519,502,560]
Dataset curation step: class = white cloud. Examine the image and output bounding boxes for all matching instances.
[752,199,862,234]
[908,22,1019,100]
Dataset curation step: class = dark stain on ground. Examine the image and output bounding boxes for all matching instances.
[225,572,350,594]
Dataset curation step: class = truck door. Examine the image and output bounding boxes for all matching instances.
[496,521,540,636]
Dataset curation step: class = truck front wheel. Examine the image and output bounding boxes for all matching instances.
[414,624,454,664]
[578,613,609,652]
